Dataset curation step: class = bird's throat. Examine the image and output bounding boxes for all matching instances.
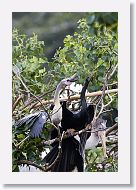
[54,83,62,105]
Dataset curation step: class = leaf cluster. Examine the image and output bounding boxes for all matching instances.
[12,15,118,172]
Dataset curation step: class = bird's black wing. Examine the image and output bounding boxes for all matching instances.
[14,112,48,138]
[43,77,94,171]
[14,112,40,128]
[29,112,48,138]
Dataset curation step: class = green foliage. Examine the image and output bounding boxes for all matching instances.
[51,18,118,112]
[12,28,48,98]
[85,148,118,172]
[12,12,118,60]
[12,29,53,171]
[52,18,117,86]
[12,13,118,172]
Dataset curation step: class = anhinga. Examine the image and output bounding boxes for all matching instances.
[14,74,107,172]
[85,118,107,158]
[14,74,78,139]
[51,74,78,126]
[42,77,95,172]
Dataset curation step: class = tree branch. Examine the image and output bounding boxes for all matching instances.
[44,131,65,172]
[17,131,65,172]
[17,160,47,172]
[93,63,118,119]
[42,122,117,147]
[33,89,118,108]
[18,88,55,113]
[106,123,118,136]
[12,95,23,111]
[13,67,51,121]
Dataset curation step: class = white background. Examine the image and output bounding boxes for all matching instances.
[0,0,135,189]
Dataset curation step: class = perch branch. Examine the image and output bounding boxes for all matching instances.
[33,89,118,108]
[17,160,47,172]
[42,122,117,146]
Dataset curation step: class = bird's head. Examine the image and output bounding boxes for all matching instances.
[92,118,107,133]
[60,74,78,88]
[49,101,67,110]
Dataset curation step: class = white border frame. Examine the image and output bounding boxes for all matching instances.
[0,0,130,184]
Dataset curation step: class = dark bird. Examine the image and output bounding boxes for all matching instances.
[42,77,95,172]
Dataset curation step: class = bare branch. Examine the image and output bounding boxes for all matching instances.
[17,132,65,172]
[106,123,118,136]
[107,64,118,80]
[93,62,118,119]
[12,95,23,112]
[112,50,118,56]
[33,89,118,108]
[45,131,65,172]
[42,123,118,147]
[94,74,107,119]
[17,160,47,172]
[13,67,51,121]
[42,124,91,146]
[18,88,55,113]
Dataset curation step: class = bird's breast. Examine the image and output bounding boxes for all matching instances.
[85,133,100,149]
[51,106,62,125]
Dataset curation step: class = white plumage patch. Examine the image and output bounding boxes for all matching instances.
[74,135,80,142]
[85,133,100,149]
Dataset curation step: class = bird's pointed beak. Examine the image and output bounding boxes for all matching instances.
[68,73,78,82]
[98,130,107,158]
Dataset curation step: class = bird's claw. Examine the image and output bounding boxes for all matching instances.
[66,128,76,136]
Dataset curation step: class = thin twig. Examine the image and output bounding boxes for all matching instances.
[107,64,118,80]
[17,160,47,172]
[12,95,23,111]
[44,131,65,172]
[93,63,118,119]
[16,136,30,147]
[112,50,118,56]
[19,88,55,112]
[13,67,51,122]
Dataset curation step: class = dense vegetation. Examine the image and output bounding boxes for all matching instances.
[12,12,118,172]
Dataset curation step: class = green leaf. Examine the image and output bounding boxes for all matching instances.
[12,164,19,172]
[98,76,103,82]
[17,134,25,139]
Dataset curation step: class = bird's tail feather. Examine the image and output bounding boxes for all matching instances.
[42,138,83,172]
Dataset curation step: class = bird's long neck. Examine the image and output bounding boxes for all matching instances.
[54,83,62,106]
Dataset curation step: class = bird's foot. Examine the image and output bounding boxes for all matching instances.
[65,128,76,136]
